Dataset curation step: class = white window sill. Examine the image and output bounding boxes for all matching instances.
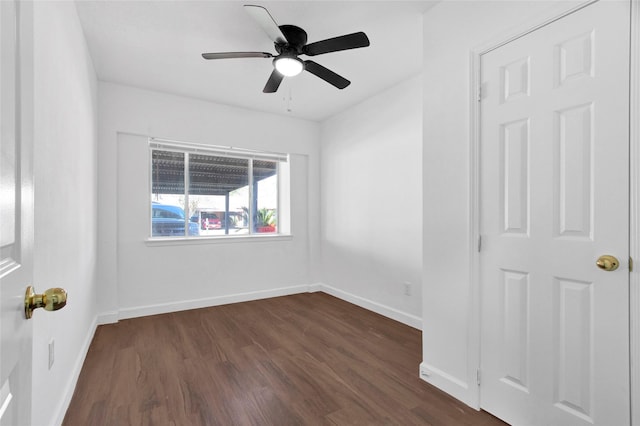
[145,234,293,247]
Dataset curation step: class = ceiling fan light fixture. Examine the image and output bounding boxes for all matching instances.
[274,56,304,77]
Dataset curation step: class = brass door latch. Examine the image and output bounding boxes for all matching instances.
[24,286,67,319]
[595,255,619,272]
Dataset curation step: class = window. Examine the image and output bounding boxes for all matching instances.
[149,139,288,238]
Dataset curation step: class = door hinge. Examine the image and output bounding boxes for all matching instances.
[476,369,481,386]
[477,235,482,252]
[477,83,488,102]
[630,257,634,272]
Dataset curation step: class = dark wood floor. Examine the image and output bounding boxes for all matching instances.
[64,293,506,425]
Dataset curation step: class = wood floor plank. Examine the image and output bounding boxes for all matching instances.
[63,293,506,425]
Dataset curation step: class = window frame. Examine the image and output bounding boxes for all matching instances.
[148,138,288,241]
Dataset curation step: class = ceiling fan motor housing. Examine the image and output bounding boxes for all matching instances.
[277,25,308,54]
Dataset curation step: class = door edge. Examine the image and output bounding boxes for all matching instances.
[628,0,640,424]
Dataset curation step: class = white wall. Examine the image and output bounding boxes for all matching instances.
[421,0,584,407]
[320,75,423,328]
[97,83,320,319]
[32,2,99,424]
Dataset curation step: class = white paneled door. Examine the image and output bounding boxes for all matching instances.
[479,1,630,425]
[0,0,33,425]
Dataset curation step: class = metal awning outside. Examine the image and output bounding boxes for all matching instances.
[152,151,277,196]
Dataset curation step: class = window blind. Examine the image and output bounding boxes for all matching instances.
[149,137,288,162]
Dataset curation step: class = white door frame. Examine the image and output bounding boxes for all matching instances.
[469,0,638,422]
[629,0,640,422]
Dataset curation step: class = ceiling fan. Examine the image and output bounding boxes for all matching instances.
[202,5,370,93]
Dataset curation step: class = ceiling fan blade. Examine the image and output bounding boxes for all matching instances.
[202,52,273,60]
[244,5,288,44]
[304,60,350,89]
[303,32,370,56]
[263,69,284,93]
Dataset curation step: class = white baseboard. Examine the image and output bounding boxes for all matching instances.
[317,283,422,330]
[117,284,312,320]
[97,310,118,325]
[419,362,477,409]
[307,282,323,293]
[53,315,99,426]
[99,282,422,331]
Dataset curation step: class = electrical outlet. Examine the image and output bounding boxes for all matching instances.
[403,282,412,296]
[48,339,55,370]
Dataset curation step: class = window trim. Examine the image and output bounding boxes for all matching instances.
[148,138,288,240]
[145,233,293,246]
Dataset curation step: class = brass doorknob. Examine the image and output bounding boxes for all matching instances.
[24,286,67,319]
[596,255,619,272]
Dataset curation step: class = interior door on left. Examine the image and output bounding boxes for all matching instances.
[0,0,34,424]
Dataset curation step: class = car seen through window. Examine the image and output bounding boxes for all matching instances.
[151,202,199,237]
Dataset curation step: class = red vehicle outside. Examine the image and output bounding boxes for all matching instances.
[197,212,221,230]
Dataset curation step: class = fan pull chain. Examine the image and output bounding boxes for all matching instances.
[285,88,293,113]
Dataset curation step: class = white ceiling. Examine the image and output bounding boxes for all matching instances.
[75,1,435,121]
